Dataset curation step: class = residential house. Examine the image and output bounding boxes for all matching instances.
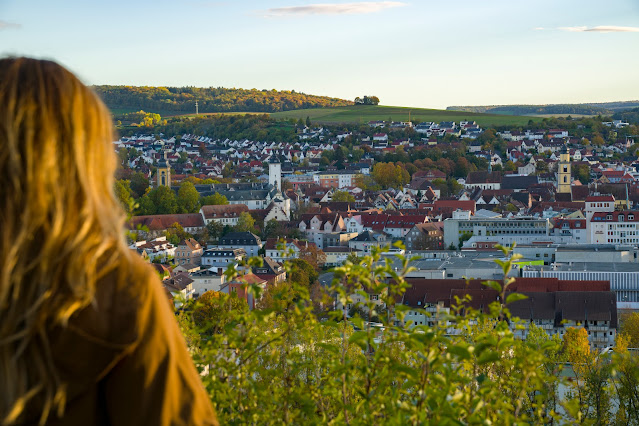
[128,213,205,238]
[190,268,225,297]
[265,238,317,262]
[130,236,176,262]
[163,272,195,303]
[200,204,249,226]
[217,232,263,257]
[252,256,287,285]
[324,247,360,266]
[405,223,444,250]
[465,171,502,190]
[348,231,388,255]
[219,273,268,310]
[201,248,246,271]
[175,238,204,266]
[299,211,346,249]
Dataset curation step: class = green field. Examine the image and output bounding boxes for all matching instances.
[270,105,539,127]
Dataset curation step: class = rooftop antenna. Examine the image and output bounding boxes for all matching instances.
[195,100,199,115]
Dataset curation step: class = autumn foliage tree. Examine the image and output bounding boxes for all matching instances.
[371,162,410,189]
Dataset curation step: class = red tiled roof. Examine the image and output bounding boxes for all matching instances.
[200,204,248,219]
[128,213,204,231]
[591,211,639,222]
[585,195,615,202]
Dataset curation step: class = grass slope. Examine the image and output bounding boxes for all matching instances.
[270,105,538,127]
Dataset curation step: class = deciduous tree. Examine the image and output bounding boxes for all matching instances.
[331,190,355,202]
[177,181,201,213]
[235,212,256,233]
[201,192,229,206]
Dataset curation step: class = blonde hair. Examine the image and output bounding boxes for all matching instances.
[0,57,131,424]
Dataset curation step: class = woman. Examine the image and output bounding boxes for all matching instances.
[0,58,216,425]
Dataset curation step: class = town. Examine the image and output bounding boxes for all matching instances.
[117,116,639,351]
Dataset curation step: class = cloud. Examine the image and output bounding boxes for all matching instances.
[261,2,407,17]
[559,25,639,33]
[534,27,545,31]
[0,20,21,30]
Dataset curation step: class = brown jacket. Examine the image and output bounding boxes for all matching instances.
[21,256,217,425]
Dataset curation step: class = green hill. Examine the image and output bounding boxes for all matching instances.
[270,105,538,127]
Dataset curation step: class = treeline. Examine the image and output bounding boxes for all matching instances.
[448,104,614,116]
[614,107,639,125]
[94,85,352,114]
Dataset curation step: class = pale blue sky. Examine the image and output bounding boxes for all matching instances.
[1,0,638,108]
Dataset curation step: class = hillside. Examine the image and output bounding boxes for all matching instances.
[447,100,639,116]
[270,105,538,127]
[94,85,352,115]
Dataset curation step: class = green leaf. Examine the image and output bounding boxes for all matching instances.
[477,351,500,365]
[447,344,471,360]
[484,280,502,292]
[348,331,369,349]
[505,293,528,304]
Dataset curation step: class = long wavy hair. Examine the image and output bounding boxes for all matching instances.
[0,57,131,424]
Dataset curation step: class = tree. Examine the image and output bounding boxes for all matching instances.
[535,161,549,174]
[201,192,229,206]
[177,181,201,213]
[353,174,375,191]
[505,203,518,212]
[354,96,380,105]
[114,179,133,213]
[563,327,612,423]
[305,116,311,127]
[222,163,234,178]
[235,212,256,233]
[612,333,639,424]
[371,162,409,189]
[288,258,319,287]
[333,146,346,168]
[331,190,355,203]
[149,185,178,214]
[263,219,283,239]
[299,244,326,270]
[165,222,191,246]
[503,160,517,172]
[192,291,249,336]
[136,193,155,215]
[619,312,639,348]
[129,172,150,198]
[573,163,591,184]
[206,221,224,242]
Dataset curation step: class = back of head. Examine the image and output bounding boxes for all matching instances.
[0,57,129,424]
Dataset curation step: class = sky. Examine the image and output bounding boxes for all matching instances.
[1,0,638,109]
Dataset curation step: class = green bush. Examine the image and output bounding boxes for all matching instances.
[177,245,639,425]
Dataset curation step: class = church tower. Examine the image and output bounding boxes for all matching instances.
[269,162,281,191]
[156,151,171,188]
[557,144,571,193]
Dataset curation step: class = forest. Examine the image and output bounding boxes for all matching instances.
[448,101,639,116]
[94,85,352,114]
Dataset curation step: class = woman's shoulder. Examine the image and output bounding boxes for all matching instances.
[52,252,160,369]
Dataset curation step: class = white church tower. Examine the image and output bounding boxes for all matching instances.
[269,162,281,190]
